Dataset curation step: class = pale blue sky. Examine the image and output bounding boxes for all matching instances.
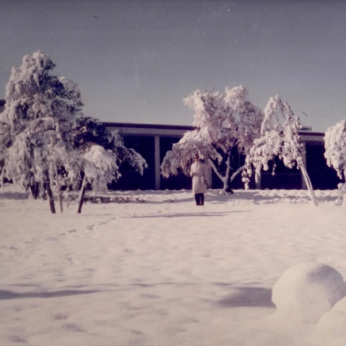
[1,0,346,132]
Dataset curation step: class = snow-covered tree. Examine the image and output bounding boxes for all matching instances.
[1,51,147,213]
[161,85,263,193]
[245,95,318,206]
[73,117,147,177]
[76,145,120,213]
[72,117,147,213]
[1,51,82,212]
[324,119,346,181]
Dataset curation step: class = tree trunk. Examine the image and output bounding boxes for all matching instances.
[300,164,318,206]
[223,155,233,193]
[207,158,228,193]
[45,180,56,214]
[207,158,246,194]
[77,176,87,214]
[52,160,63,213]
[0,169,4,187]
[58,190,63,213]
[30,183,40,199]
[229,164,246,191]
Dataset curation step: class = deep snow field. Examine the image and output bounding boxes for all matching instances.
[0,185,345,346]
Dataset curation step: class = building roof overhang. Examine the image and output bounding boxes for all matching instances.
[105,122,325,143]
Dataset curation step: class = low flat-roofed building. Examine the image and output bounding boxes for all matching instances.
[105,122,340,191]
[0,97,339,191]
[104,122,194,191]
[0,99,5,113]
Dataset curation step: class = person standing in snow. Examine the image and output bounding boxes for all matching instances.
[190,153,209,206]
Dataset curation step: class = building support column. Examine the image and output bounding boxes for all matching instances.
[255,174,262,189]
[154,136,161,190]
[301,142,307,189]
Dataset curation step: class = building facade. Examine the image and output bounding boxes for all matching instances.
[0,100,5,113]
[105,122,193,191]
[0,95,339,191]
[105,122,340,191]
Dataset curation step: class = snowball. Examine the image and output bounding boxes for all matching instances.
[272,262,345,323]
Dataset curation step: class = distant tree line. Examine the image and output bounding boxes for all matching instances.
[1,51,345,211]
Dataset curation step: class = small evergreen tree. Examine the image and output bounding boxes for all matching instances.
[72,117,147,213]
[73,116,147,177]
[2,51,82,212]
[1,51,147,214]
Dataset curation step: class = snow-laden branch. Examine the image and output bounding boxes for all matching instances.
[324,119,346,181]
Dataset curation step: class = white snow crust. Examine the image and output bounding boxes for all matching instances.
[1,186,346,346]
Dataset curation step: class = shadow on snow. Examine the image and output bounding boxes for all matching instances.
[0,284,275,309]
[0,289,98,300]
[216,286,275,308]
[129,210,249,218]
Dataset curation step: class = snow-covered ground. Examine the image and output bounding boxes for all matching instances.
[1,185,345,346]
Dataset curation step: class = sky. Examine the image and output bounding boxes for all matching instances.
[1,0,346,132]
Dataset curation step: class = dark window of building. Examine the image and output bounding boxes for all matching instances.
[109,135,155,190]
[306,143,339,189]
[258,157,301,189]
[160,137,191,190]
[210,150,249,190]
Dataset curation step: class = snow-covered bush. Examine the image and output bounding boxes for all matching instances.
[72,118,147,213]
[72,117,147,182]
[161,85,263,193]
[314,295,346,344]
[272,262,345,324]
[324,119,346,181]
[83,145,120,190]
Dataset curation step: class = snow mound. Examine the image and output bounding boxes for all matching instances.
[312,296,346,345]
[272,262,345,323]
